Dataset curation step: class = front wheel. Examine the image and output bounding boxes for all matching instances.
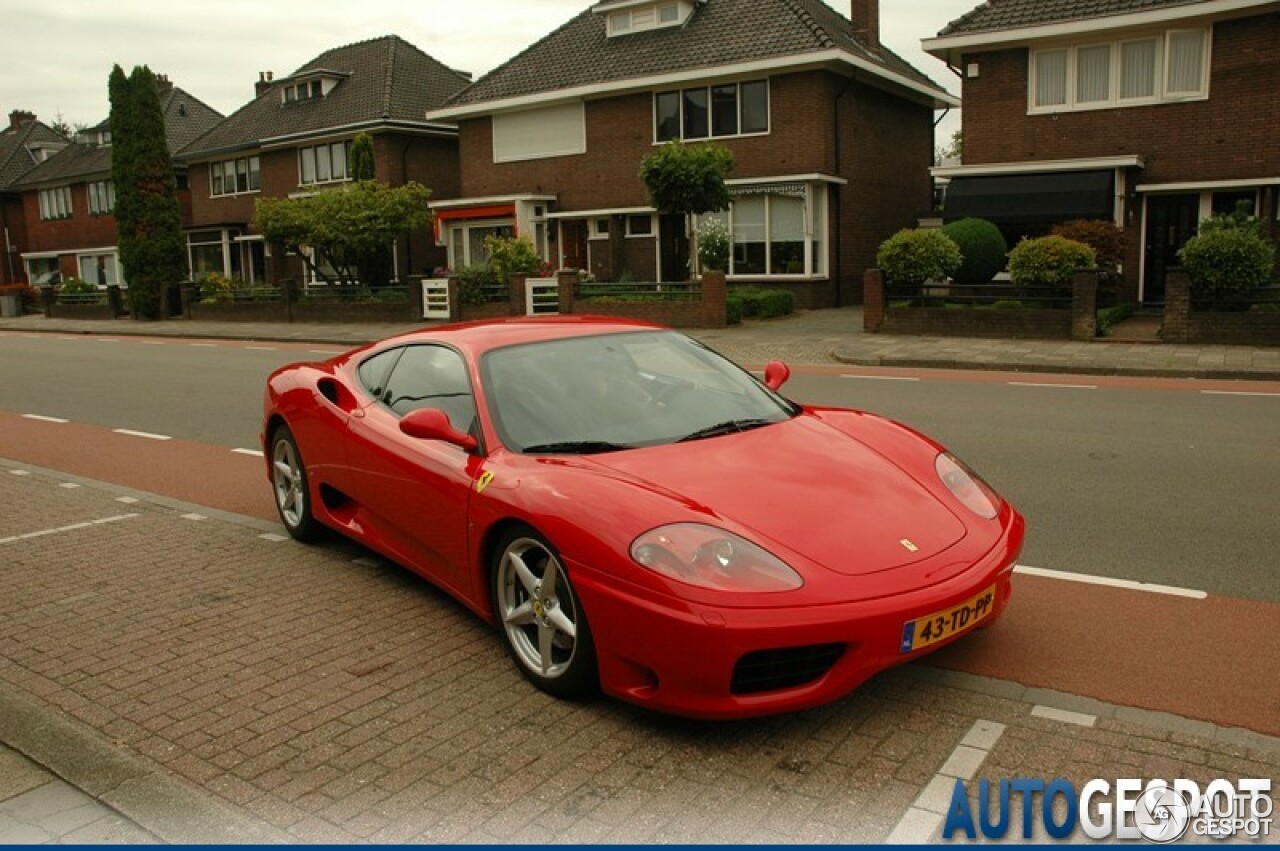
[270,425,322,542]
[492,528,598,699]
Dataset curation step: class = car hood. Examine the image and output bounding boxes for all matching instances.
[582,414,968,577]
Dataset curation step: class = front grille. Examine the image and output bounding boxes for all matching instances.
[730,643,845,695]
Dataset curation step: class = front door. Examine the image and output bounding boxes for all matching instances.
[1143,194,1200,306]
[659,214,690,282]
[560,220,588,273]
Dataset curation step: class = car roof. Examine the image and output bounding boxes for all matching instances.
[377,315,669,357]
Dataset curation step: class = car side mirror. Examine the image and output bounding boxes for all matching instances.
[764,360,791,392]
[399,408,478,452]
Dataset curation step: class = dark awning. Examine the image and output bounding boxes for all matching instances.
[943,170,1114,225]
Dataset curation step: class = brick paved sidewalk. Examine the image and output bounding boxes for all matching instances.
[1,460,1277,843]
[2,309,1277,379]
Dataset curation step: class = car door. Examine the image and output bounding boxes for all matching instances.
[345,344,482,598]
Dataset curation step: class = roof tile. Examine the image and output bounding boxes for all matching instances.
[938,0,1215,37]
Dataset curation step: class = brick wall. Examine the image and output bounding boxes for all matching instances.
[22,186,120,254]
[959,13,1280,183]
[0,196,30,284]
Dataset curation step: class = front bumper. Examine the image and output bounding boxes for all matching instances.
[571,517,1023,719]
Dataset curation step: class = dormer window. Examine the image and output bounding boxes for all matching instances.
[280,72,346,105]
[602,1,688,36]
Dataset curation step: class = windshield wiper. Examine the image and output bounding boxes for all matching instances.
[677,418,775,443]
[522,441,633,455]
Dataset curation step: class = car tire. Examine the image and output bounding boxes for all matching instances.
[269,424,322,542]
[492,527,598,699]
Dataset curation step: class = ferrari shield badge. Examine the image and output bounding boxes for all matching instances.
[899,538,920,553]
[475,471,495,494]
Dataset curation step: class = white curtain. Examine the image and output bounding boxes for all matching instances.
[1076,45,1111,103]
[1035,51,1068,107]
[1120,39,1157,99]
[1166,30,1206,95]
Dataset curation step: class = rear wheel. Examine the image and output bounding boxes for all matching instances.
[270,425,322,542]
[492,528,598,699]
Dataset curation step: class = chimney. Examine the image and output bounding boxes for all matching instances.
[849,0,879,51]
[255,71,274,97]
[8,109,35,130]
[156,73,174,95]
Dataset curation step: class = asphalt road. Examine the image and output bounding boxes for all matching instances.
[2,332,1277,602]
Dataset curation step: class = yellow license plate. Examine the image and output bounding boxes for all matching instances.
[899,585,996,653]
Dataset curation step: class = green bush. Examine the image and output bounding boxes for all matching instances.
[456,264,500,306]
[730,287,795,319]
[196,272,236,303]
[726,294,744,325]
[1096,303,1136,336]
[876,229,962,289]
[942,218,1007,286]
[1007,235,1096,294]
[59,277,98,295]
[1178,215,1276,307]
[485,235,543,281]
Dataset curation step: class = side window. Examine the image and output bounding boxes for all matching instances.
[357,347,404,401]
[380,346,477,432]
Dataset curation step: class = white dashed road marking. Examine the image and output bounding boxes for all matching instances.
[1201,390,1280,398]
[887,720,1007,843]
[232,448,264,457]
[1008,381,1098,390]
[22,414,69,423]
[1032,705,1097,727]
[842,374,921,381]
[112,428,173,441]
[1015,564,1206,600]
[0,513,139,546]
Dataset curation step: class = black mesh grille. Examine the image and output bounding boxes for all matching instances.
[730,643,845,695]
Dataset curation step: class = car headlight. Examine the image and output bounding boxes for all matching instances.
[630,523,803,592]
[935,452,1002,520]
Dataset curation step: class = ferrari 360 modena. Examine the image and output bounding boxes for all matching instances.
[263,316,1023,719]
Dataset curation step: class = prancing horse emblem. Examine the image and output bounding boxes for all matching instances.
[899,539,920,553]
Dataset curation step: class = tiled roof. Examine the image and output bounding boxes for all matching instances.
[0,120,66,191]
[444,0,945,108]
[178,35,472,159]
[937,0,1216,37]
[14,85,223,188]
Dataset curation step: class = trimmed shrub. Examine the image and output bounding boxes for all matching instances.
[59,277,99,295]
[1051,220,1125,272]
[875,229,962,289]
[1178,226,1275,307]
[942,218,1007,286]
[697,216,730,272]
[456,264,501,306]
[485,235,543,281]
[726,294,744,325]
[730,287,795,319]
[1007,235,1096,294]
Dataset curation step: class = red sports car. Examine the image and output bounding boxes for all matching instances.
[263,316,1023,719]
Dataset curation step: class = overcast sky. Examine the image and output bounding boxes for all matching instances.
[3,0,972,139]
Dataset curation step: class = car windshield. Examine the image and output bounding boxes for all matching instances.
[481,331,797,453]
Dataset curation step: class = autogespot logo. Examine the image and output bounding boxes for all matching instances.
[943,777,1273,842]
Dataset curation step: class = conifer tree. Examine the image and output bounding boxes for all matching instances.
[109,65,186,319]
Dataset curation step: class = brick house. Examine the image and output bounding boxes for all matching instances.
[426,0,955,308]
[924,0,1280,306]
[0,111,68,286]
[175,36,471,288]
[12,79,222,290]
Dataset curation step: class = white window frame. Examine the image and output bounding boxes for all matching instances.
[589,217,612,241]
[38,186,74,221]
[444,219,517,270]
[87,180,115,216]
[702,183,828,279]
[1028,28,1209,114]
[210,156,261,198]
[297,141,352,187]
[626,214,655,238]
[654,79,770,143]
[608,2,683,36]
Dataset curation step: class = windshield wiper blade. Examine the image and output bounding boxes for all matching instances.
[522,441,633,455]
[677,418,775,443]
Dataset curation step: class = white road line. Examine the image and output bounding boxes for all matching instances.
[112,428,172,441]
[93,338,120,343]
[308,349,344,355]
[0,513,139,546]
[1008,381,1098,390]
[58,482,81,489]
[1014,564,1207,600]
[842,374,921,382]
[887,720,1006,844]
[22,414,69,424]
[138,340,165,346]
[245,345,277,351]
[232,448,264,457]
[181,513,207,522]
[1032,705,1097,727]
[189,342,218,348]
[115,496,139,504]
[8,470,31,476]
[259,533,288,543]
[1201,390,1280,398]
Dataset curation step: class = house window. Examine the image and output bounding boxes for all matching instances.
[608,2,684,36]
[1030,29,1209,113]
[446,220,516,269]
[590,218,611,240]
[627,215,654,237]
[701,184,826,278]
[87,180,115,216]
[299,141,351,186]
[38,186,73,220]
[188,229,238,280]
[78,252,119,286]
[25,257,61,286]
[211,156,260,197]
[655,80,769,142]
